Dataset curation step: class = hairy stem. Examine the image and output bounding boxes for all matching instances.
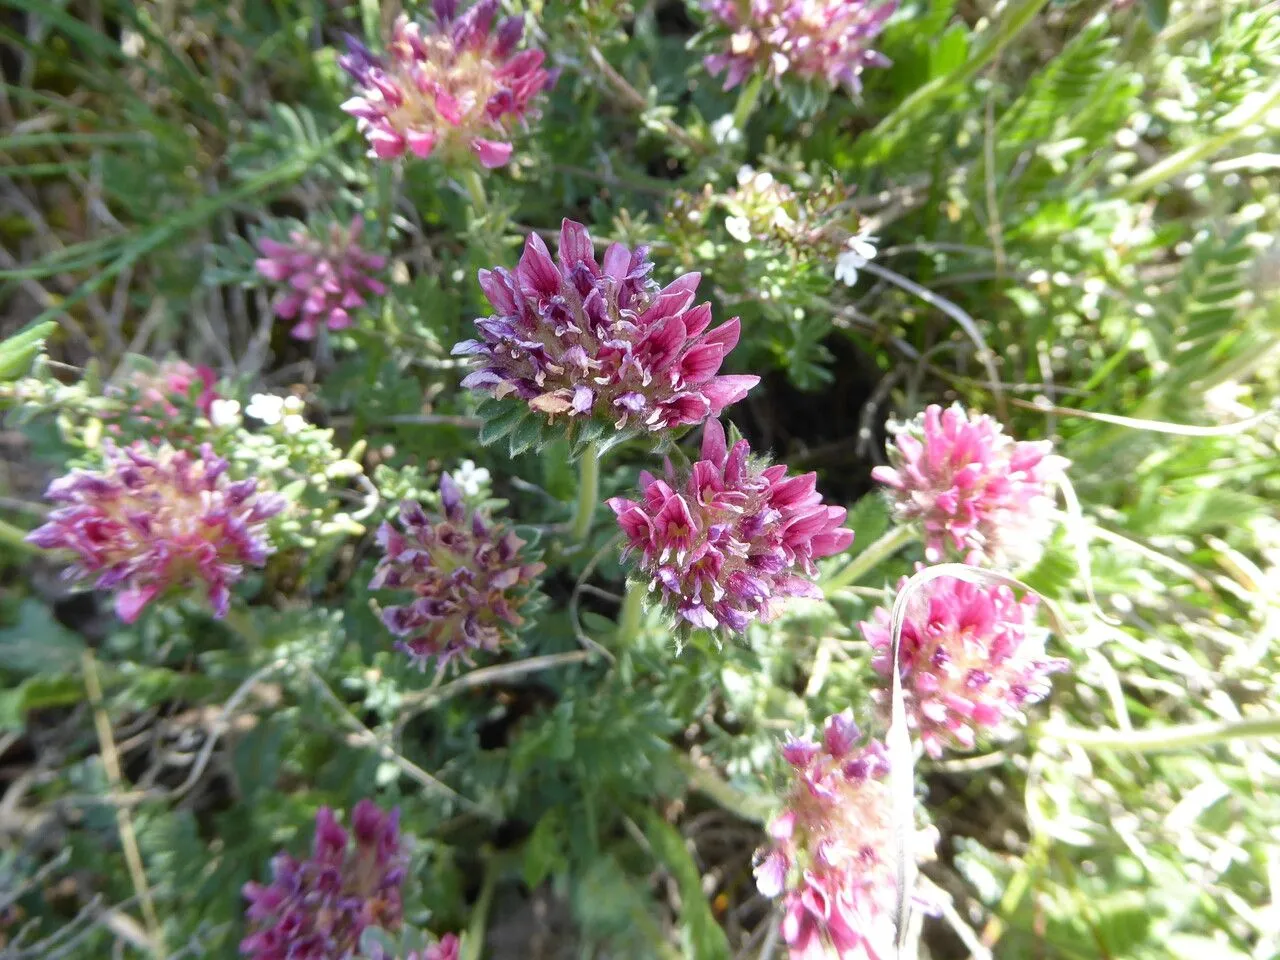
[0,516,36,553]
[675,752,771,825]
[823,524,916,594]
[615,579,647,647]
[570,440,600,545]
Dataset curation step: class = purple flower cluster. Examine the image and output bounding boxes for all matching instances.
[860,575,1068,757]
[255,217,387,341]
[26,442,284,623]
[370,473,545,671]
[339,2,554,167]
[455,220,759,437]
[607,420,853,632]
[753,712,932,960]
[872,404,1068,569]
[241,800,406,959]
[701,0,896,92]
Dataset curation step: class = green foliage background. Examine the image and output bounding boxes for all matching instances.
[1,0,1279,957]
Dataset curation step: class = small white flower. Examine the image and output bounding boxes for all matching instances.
[281,414,307,435]
[209,398,241,428]
[246,394,285,425]
[452,459,492,498]
[835,231,879,287]
[725,215,753,243]
[711,115,741,145]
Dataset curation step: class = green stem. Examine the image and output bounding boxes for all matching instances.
[569,440,600,546]
[674,752,771,824]
[859,0,1050,163]
[823,524,915,594]
[1039,714,1280,753]
[0,517,36,553]
[615,579,646,647]
[462,166,488,216]
[461,851,500,960]
[731,72,766,133]
[1117,76,1280,199]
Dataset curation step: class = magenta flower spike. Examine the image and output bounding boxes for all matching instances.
[370,472,545,671]
[607,419,853,633]
[872,404,1068,569]
[255,217,387,341]
[241,800,406,959]
[339,2,554,168]
[753,712,935,960]
[454,219,759,452]
[25,442,285,623]
[860,575,1068,758]
[701,0,896,93]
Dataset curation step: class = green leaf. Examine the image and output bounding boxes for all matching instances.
[232,713,286,802]
[522,808,566,889]
[478,404,527,446]
[930,24,970,79]
[507,415,544,457]
[0,674,84,731]
[0,320,57,381]
[0,600,86,676]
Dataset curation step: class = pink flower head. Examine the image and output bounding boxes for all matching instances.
[411,935,461,960]
[454,220,759,442]
[606,419,852,633]
[860,575,1068,758]
[701,0,896,93]
[754,712,935,960]
[119,358,219,419]
[366,933,460,960]
[872,404,1068,569]
[255,217,387,340]
[26,442,285,623]
[241,800,406,959]
[370,472,545,671]
[339,3,554,168]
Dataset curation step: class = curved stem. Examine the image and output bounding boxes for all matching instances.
[570,440,600,545]
[1039,714,1280,753]
[823,524,915,594]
